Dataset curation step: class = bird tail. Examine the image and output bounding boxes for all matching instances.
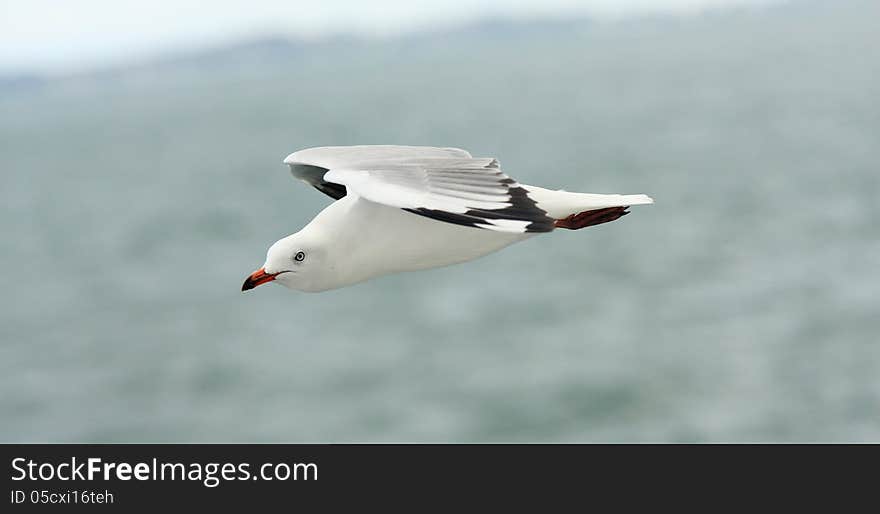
[522,185,654,230]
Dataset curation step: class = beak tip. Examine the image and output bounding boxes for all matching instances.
[242,267,273,292]
[241,276,258,292]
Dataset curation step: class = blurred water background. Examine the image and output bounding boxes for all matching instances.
[2,0,878,442]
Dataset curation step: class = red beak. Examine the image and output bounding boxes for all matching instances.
[242,268,278,291]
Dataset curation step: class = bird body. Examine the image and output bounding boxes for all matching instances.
[281,193,526,291]
[243,145,653,292]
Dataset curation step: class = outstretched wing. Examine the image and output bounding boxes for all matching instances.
[283,145,555,233]
[284,145,472,200]
[329,161,555,234]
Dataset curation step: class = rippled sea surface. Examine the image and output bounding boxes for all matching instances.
[2,1,878,442]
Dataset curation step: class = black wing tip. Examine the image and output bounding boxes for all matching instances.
[288,163,348,200]
[402,185,555,233]
[315,182,347,200]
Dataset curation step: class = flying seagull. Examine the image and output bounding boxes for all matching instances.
[242,145,652,292]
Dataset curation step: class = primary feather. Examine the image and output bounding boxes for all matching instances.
[285,146,556,233]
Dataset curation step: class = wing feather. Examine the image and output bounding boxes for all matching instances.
[283,145,555,233]
[325,165,554,233]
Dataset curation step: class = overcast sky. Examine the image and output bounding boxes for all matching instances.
[1,0,784,73]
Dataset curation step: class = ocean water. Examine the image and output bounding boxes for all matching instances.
[2,1,878,442]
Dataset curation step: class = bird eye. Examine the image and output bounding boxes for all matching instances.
[294,251,305,262]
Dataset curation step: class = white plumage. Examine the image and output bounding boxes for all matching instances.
[242,145,653,292]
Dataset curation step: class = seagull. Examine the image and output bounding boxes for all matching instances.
[242,145,653,292]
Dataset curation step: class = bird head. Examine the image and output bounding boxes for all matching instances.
[242,232,325,292]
